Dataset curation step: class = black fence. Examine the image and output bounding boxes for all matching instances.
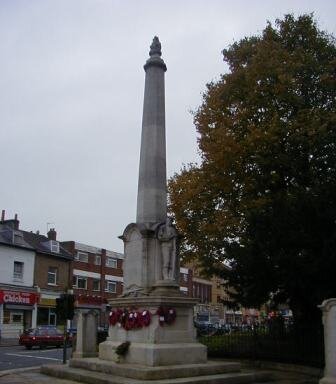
[198,323,324,368]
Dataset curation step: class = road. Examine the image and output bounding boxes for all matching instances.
[0,345,72,371]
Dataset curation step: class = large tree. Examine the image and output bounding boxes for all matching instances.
[169,14,336,322]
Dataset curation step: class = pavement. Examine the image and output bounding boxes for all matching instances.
[0,367,78,383]
[0,338,19,347]
[0,365,321,384]
[0,342,321,384]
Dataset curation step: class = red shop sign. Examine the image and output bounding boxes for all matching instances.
[0,290,39,305]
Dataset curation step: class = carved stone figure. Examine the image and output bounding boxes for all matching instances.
[157,218,177,280]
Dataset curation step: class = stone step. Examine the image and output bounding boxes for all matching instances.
[69,358,242,380]
[41,364,272,384]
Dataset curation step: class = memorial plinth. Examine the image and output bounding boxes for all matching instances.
[99,296,206,366]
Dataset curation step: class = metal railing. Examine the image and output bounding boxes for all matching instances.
[198,323,324,368]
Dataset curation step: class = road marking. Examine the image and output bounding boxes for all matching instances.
[5,353,60,361]
[17,348,65,354]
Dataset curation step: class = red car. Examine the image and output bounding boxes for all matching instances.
[19,326,71,350]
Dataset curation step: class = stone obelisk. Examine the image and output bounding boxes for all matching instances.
[136,36,167,225]
[99,37,206,367]
[120,36,180,296]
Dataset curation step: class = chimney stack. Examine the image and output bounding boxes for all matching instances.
[1,212,19,229]
[13,214,19,229]
[47,228,57,241]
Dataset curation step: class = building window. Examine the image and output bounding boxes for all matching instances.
[50,240,59,253]
[37,307,55,325]
[49,310,56,326]
[11,312,23,324]
[105,280,116,293]
[106,257,117,268]
[183,273,188,282]
[13,261,24,280]
[73,275,87,289]
[94,255,101,265]
[48,267,57,285]
[93,279,100,291]
[75,251,88,263]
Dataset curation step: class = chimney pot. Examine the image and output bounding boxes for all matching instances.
[1,210,5,221]
[47,228,57,241]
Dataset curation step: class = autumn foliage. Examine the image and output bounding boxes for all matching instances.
[168,14,336,321]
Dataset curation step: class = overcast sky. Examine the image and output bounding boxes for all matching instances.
[1,0,335,252]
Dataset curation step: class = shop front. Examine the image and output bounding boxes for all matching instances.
[37,296,57,326]
[0,290,39,339]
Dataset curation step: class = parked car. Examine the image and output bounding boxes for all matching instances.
[19,326,72,350]
[194,320,218,336]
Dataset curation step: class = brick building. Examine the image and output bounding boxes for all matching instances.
[61,241,124,327]
[21,228,72,326]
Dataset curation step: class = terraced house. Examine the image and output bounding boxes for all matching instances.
[0,212,72,338]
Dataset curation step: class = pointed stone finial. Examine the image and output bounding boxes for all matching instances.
[144,36,166,72]
[149,36,161,56]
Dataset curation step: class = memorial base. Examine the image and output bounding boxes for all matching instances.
[41,358,272,383]
[98,295,206,366]
[100,341,206,366]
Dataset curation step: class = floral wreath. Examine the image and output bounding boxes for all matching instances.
[140,310,151,327]
[109,309,123,326]
[109,308,152,330]
[109,307,176,330]
[156,306,176,326]
[125,311,137,330]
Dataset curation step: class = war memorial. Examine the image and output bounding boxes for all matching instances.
[41,38,336,384]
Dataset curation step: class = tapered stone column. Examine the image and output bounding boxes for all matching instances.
[121,37,180,296]
[136,36,167,224]
[319,298,336,384]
